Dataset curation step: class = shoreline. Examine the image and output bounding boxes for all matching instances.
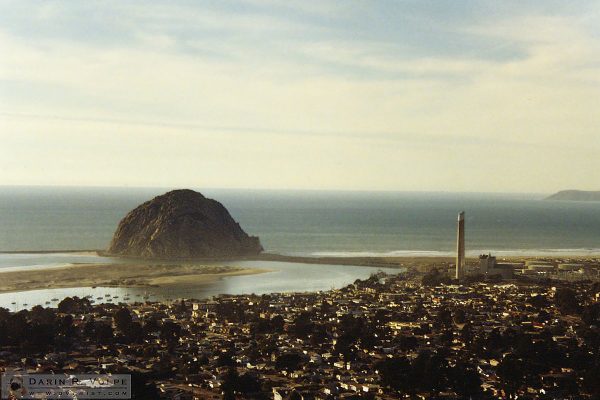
[3,249,600,264]
[0,249,102,254]
[2,250,600,271]
[1,250,599,295]
[255,253,600,269]
[0,263,270,294]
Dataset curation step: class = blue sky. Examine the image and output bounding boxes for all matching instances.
[1,1,599,191]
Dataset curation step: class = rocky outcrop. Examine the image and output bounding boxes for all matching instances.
[107,189,262,258]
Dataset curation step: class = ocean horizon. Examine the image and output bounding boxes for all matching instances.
[1,186,600,258]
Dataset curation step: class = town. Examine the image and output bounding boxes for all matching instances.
[1,261,600,399]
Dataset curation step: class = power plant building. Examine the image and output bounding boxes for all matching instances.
[454,212,515,280]
[478,253,515,279]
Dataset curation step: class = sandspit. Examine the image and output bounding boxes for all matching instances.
[0,263,270,293]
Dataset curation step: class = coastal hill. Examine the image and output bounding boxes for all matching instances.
[107,189,263,258]
[545,190,600,202]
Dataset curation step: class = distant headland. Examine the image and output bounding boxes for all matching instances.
[545,190,600,202]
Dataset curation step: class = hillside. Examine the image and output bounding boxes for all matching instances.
[545,190,600,202]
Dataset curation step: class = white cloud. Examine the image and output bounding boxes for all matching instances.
[1,5,600,192]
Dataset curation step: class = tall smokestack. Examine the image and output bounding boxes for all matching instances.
[456,211,465,280]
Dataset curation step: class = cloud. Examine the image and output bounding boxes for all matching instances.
[1,2,600,191]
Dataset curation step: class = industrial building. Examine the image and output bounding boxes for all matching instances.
[478,253,515,279]
[455,211,465,280]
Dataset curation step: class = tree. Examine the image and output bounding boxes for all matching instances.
[251,318,271,335]
[0,307,10,322]
[397,335,418,351]
[422,268,450,286]
[439,329,453,346]
[460,322,474,345]
[411,351,448,392]
[485,328,503,355]
[217,352,236,367]
[127,321,145,343]
[221,367,261,398]
[29,306,56,325]
[113,308,133,333]
[554,288,580,314]
[236,373,261,395]
[376,356,413,394]
[57,296,91,314]
[436,306,453,328]
[497,354,524,398]
[449,361,482,398]
[514,334,534,359]
[94,322,114,344]
[55,314,76,350]
[335,334,354,360]
[4,313,29,346]
[453,308,467,325]
[83,317,95,337]
[58,297,78,314]
[143,317,160,334]
[310,324,329,346]
[23,321,54,353]
[287,391,303,400]
[275,353,303,372]
[271,315,285,333]
[221,366,238,400]
[130,372,160,399]
[56,314,75,336]
[374,308,391,324]
[160,321,181,344]
[583,364,600,397]
[527,294,549,309]
[582,303,600,326]
[291,312,314,338]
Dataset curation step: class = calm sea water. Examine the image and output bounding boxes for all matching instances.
[1,186,599,309]
[1,186,600,257]
[0,260,400,310]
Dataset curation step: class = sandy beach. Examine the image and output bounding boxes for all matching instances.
[0,263,269,294]
[257,253,600,270]
[2,251,598,295]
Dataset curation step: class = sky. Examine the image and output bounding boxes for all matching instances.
[1,1,599,193]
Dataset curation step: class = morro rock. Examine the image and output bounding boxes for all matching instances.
[107,189,263,258]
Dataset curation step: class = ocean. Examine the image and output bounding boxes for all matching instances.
[1,186,600,257]
[1,186,599,309]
